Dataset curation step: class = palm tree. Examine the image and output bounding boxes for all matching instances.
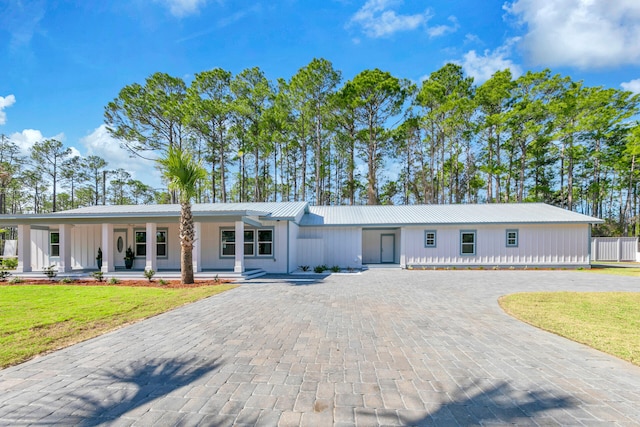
[158,146,207,284]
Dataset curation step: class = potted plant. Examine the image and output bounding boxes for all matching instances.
[124,246,135,269]
[96,247,103,270]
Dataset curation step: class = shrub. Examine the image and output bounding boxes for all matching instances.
[91,270,105,282]
[330,265,341,273]
[299,265,310,272]
[0,269,11,281]
[158,278,167,286]
[2,257,18,270]
[60,277,74,284]
[314,265,328,273]
[143,269,156,282]
[43,265,57,281]
[108,277,120,285]
[9,276,23,284]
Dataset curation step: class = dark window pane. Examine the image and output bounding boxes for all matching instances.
[244,230,254,242]
[222,243,235,256]
[50,233,59,244]
[157,244,166,256]
[136,232,146,243]
[258,230,272,242]
[51,245,59,257]
[244,243,254,255]
[259,242,272,255]
[462,233,474,243]
[156,231,166,243]
[221,230,235,243]
[461,244,474,254]
[136,244,146,256]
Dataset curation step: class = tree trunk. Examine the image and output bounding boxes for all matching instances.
[180,201,195,284]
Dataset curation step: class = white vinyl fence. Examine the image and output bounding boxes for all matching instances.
[591,237,638,262]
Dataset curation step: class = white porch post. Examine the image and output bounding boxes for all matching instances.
[234,220,245,273]
[145,222,157,272]
[58,224,72,273]
[400,227,407,268]
[16,224,32,273]
[101,223,114,272]
[193,222,202,272]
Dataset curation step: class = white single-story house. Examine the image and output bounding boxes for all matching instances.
[0,202,602,275]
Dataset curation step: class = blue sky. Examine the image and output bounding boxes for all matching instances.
[1,0,640,188]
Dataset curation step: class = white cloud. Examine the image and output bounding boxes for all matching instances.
[80,125,163,188]
[156,0,207,17]
[460,40,523,84]
[621,79,640,94]
[349,0,430,38]
[0,94,16,125]
[427,16,459,38]
[9,129,65,156]
[505,0,640,68]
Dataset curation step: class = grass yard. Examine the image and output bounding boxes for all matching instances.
[583,266,640,277]
[0,284,236,368]
[499,292,640,366]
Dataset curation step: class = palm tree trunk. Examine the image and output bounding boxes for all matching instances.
[180,201,195,284]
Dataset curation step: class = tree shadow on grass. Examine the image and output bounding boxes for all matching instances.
[396,380,578,426]
[67,356,219,426]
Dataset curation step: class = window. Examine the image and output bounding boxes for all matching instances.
[460,231,476,255]
[135,231,146,256]
[50,231,60,257]
[506,229,518,247]
[221,228,273,257]
[424,230,437,248]
[135,229,168,257]
[258,230,273,255]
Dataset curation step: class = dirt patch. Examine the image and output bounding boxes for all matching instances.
[0,278,234,288]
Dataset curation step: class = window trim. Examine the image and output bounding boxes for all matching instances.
[134,228,169,259]
[220,227,274,259]
[506,229,519,248]
[424,230,437,248]
[50,231,60,258]
[460,230,476,256]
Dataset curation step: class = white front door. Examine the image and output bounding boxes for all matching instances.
[380,234,395,263]
[114,231,126,268]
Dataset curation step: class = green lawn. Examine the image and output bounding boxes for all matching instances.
[0,284,236,368]
[499,292,640,366]
[583,266,640,277]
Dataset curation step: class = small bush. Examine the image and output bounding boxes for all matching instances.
[60,277,74,284]
[108,277,120,285]
[91,270,105,282]
[9,276,23,284]
[214,274,219,284]
[299,265,310,272]
[0,269,11,281]
[330,265,341,273]
[347,266,355,273]
[144,269,156,282]
[158,278,167,286]
[314,264,328,273]
[2,257,18,270]
[43,265,57,281]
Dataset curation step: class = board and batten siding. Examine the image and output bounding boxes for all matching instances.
[297,227,362,268]
[362,229,400,264]
[30,228,49,271]
[71,225,101,270]
[403,223,591,266]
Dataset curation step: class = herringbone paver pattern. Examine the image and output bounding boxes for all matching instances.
[1,270,639,426]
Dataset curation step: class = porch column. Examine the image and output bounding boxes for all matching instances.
[145,222,157,272]
[101,223,114,272]
[234,220,245,273]
[193,222,202,272]
[58,224,72,273]
[400,227,407,268]
[16,224,32,273]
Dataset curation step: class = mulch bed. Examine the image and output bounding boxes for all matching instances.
[0,278,234,288]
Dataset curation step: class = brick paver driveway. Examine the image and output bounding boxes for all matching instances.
[1,270,639,426]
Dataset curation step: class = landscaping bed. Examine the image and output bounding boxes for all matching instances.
[0,278,233,288]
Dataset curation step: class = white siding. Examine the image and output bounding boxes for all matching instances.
[288,222,298,273]
[362,229,400,264]
[403,224,591,266]
[71,225,101,269]
[298,227,362,269]
[30,228,49,271]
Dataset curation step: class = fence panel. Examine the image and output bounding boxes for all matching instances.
[591,237,638,262]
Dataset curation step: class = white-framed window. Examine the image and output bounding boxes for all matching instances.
[50,231,60,257]
[424,230,437,248]
[506,229,518,247]
[135,229,168,258]
[221,228,274,257]
[460,230,476,256]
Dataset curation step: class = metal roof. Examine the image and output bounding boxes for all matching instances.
[300,203,603,226]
